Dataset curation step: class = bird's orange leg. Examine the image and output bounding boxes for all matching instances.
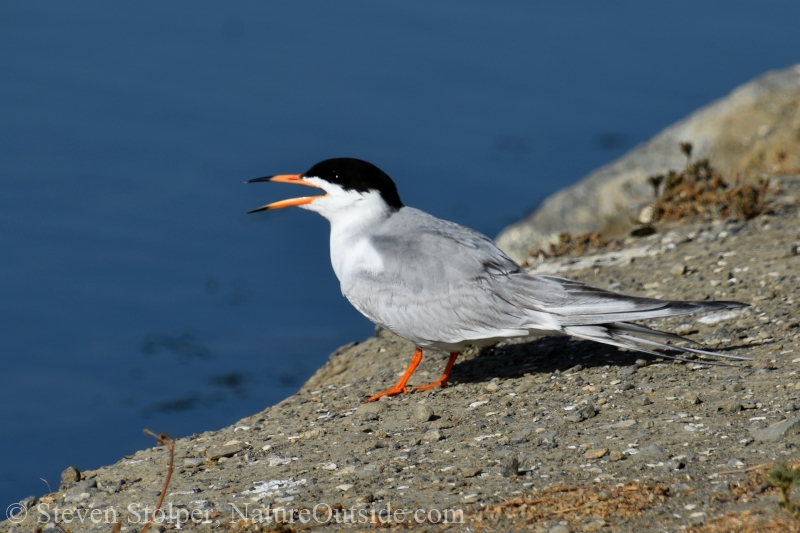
[413,352,459,392]
[365,348,424,402]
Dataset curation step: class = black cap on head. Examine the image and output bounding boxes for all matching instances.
[303,158,404,210]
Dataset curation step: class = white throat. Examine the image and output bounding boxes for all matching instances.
[299,185,395,283]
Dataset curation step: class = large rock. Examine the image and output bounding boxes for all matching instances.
[751,418,800,442]
[497,63,800,263]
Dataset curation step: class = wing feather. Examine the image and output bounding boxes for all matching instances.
[341,207,748,362]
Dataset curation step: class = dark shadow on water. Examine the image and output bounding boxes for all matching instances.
[141,392,204,417]
[595,132,627,151]
[141,390,225,418]
[139,370,258,417]
[206,371,248,398]
[141,331,213,362]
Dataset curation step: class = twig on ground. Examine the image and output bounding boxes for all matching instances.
[717,462,774,476]
[139,428,175,533]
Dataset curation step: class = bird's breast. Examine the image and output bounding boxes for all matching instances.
[330,235,385,284]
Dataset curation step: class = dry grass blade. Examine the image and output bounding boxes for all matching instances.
[549,231,613,257]
[651,158,771,223]
[469,481,669,528]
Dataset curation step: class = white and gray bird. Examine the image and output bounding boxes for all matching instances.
[248,158,748,402]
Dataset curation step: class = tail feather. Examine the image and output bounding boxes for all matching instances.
[552,300,747,326]
[607,321,697,344]
[528,274,749,326]
[562,322,751,365]
[615,334,750,361]
[520,275,750,364]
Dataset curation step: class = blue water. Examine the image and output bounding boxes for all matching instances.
[2,1,798,507]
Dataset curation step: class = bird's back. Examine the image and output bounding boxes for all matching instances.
[339,207,554,349]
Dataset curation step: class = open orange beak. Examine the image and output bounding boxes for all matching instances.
[246,174,327,213]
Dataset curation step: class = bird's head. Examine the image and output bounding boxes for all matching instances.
[247,158,403,221]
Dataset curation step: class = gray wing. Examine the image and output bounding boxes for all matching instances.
[346,208,748,360]
[343,208,537,347]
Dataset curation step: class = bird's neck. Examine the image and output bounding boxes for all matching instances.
[328,198,396,282]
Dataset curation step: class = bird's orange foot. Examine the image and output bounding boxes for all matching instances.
[413,379,449,393]
[412,352,459,394]
[365,385,408,403]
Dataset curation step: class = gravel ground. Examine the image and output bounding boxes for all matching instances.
[3,175,800,533]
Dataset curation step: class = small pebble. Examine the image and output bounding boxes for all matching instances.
[356,402,387,416]
[670,264,686,276]
[500,457,519,477]
[636,395,653,406]
[63,492,90,503]
[549,525,572,533]
[638,444,665,459]
[583,448,608,459]
[422,429,443,442]
[412,405,435,423]
[515,382,533,394]
[302,428,326,439]
[689,512,707,525]
[673,323,696,335]
[206,444,243,460]
[565,404,597,423]
[461,467,482,478]
[683,391,701,404]
[609,451,624,462]
[726,458,744,469]
[60,466,81,490]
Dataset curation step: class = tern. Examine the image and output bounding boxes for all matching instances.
[248,158,748,402]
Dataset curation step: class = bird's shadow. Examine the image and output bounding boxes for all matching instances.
[445,335,746,385]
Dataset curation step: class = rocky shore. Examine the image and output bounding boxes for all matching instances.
[4,66,800,533]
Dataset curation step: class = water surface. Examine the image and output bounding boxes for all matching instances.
[2,1,799,506]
